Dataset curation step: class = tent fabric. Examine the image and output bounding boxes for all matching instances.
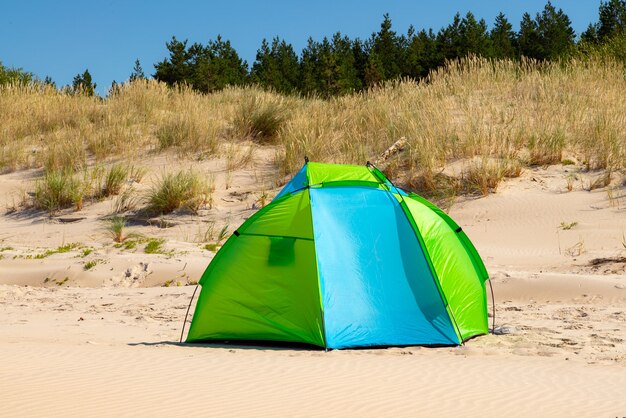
[186,162,489,349]
[310,186,459,348]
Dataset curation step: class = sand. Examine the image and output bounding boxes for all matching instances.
[1,157,625,417]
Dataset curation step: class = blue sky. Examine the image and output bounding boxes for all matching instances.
[1,1,600,94]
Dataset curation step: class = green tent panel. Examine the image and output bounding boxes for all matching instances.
[186,162,489,349]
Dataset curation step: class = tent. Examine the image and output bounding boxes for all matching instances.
[185,162,489,349]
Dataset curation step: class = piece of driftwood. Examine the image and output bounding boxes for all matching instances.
[56,216,86,223]
[374,137,407,167]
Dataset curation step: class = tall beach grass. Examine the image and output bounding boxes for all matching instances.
[1,57,624,200]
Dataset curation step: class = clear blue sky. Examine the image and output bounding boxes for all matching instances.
[1,0,600,94]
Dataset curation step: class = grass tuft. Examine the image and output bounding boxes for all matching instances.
[102,163,129,197]
[147,170,212,214]
[234,97,287,143]
[106,216,127,243]
[34,171,83,213]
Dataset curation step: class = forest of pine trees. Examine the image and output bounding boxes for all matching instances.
[1,1,625,96]
[153,1,626,97]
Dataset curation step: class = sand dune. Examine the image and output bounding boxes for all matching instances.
[1,162,625,417]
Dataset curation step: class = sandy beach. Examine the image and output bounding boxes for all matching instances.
[1,160,625,417]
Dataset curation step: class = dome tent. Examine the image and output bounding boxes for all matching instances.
[185,162,489,349]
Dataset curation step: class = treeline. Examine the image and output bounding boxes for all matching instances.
[1,1,625,97]
[154,1,626,96]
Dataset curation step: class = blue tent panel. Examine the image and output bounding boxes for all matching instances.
[273,165,308,201]
[309,187,460,349]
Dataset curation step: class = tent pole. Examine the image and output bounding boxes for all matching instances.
[488,279,496,334]
[179,284,199,343]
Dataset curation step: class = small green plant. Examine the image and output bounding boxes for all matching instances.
[147,170,211,214]
[34,242,81,259]
[0,246,14,252]
[559,221,578,230]
[79,248,93,258]
[106,215,127,243]
[56,277,69,286]
[216,224,229,244]
[144,238,165,254]
[114,239,138,250]
[204,243,219,252]
[43,277,50,283]
[83,259,105,270]
[561,159,576,166]
[163,279,174,287]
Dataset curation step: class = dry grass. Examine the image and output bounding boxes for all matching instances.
[2,57,625,202]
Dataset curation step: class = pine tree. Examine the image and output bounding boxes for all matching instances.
[0,61,34,85]
[351,39,368,87]
[404,29,438,79]
[274,39,300,92]
[109,80,120,96]
[330,33,361,94]
[43,76,56,88]
[436,13,463,63]
[518,13,543,59]
[299,38,321,94]
[491,12,516,58]
[72,69,96,96]
[154,37,191,86]
[154,36,246,93]
[581,23,600,44]
[251,37,300,93]
[369,14,403,80]
[202,36,248,91]
[364,51,385,87]
[535,2,576,60]
[129,59,145,82]
[597,0,626,41]
[459,12,491,57]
